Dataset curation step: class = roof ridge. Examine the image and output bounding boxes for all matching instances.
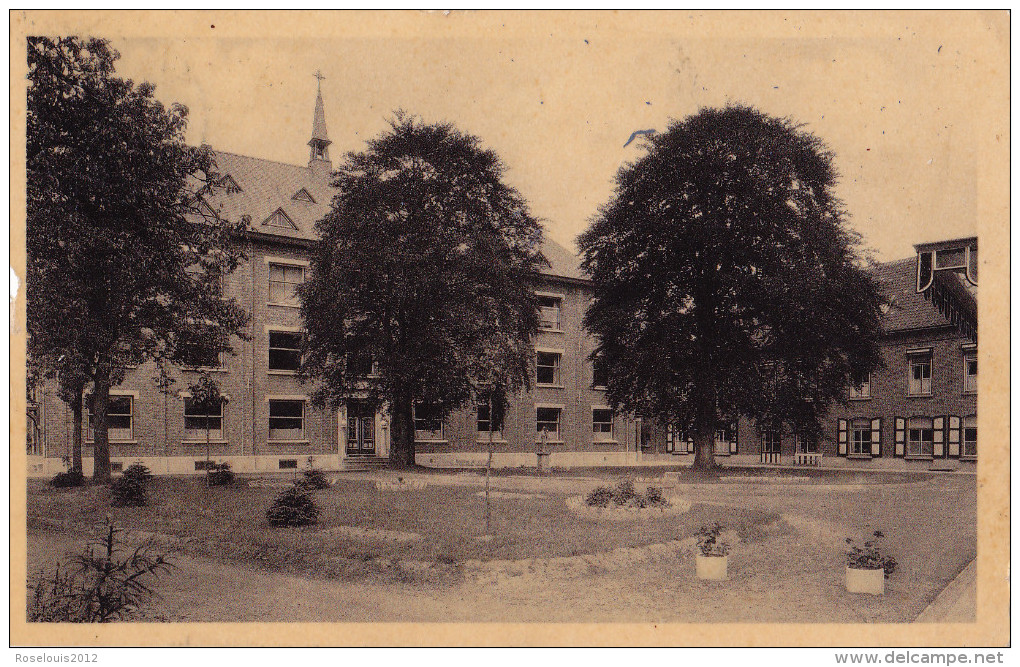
[211,149,313,172]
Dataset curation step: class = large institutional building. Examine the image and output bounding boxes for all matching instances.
[27,88,979,476]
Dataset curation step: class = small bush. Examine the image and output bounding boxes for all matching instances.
[644,486,667,507]
[207,462,235,487]
[585,486,613,507]
[50,469,85,488]
[110,475,147,507]
[266,482,320,527]
[122,463,153,485]
[612,479,638,505]
[302,468,330,490]
[696,522,730,557]
[845,531,897,578]
[28,520,172,622]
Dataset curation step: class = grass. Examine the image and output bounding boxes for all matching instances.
[27,476,777,580]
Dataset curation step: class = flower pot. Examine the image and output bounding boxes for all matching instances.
[696,554,728,580]
[845,566,885,595]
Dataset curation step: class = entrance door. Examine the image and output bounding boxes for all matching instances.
[346,401,376,456]
[760,431,781,464]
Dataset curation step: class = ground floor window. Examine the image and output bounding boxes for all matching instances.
[592,408,614,442]
[269,399,304,440]
[963,414,977,457]
[476,402,502,436]
[536,407,561,440]
[413,403,444,441]
[714,423,737,454]
[184,397,224,441]
[797,432,819,453]
[907,416,934,457]
[760,430,781,454]
[851,419,873,455]
[87,395,134,441]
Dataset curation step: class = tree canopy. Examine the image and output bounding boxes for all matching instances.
[27,37,249,481]
[301,112,545,466]
[578,105,885,469]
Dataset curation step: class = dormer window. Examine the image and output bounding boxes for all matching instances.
[263,208,297,230]
[217,175,242,194]
[292,188,316,203]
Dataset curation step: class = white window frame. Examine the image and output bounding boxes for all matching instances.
[849,372,871,399]
[850,419,872,456]
[413,403,445,442]
[268,398,306,441]
[536,405,563,441]
[536,292,564,331]
[592,407,615,443]
[908,351,933,397]
[907,416,934,457]
[536,350,563,386]
[963,353,977,394]
[266,259,308,307]
[86,392,137,443]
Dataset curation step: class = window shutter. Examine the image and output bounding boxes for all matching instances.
[894,417,906,456]
[933,416,945,457]
[948,416,961,457]
[870,418,882,457]
[837,419,848,455]
[730,425,738,454]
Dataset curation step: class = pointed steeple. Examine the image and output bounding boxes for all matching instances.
[308,70,331,170]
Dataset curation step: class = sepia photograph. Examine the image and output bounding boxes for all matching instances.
[10,9,1009,649]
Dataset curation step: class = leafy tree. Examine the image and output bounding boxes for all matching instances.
[186,374,227,486]
[27,37,249,482]
[302,113,544,467]
[579,105,884,470]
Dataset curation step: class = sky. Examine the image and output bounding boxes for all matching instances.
[84,11,1004,262]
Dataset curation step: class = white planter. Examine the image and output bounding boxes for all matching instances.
[696,554,728,580]
[845,566,885,595]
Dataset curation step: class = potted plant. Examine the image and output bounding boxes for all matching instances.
[845,530,897,595]
[695,522,730,580]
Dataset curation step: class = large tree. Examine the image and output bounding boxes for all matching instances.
[27,37,249,482]
[301,113,544,467]
[579,105,884,470]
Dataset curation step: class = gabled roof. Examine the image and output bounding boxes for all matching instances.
[871,257,976,334]
[539,238,585,281]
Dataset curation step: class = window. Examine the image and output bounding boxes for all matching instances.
[963,354,977,393]
[179,328,222,369]
[413,403,444,441]
[797,432,819,453]
[536,352,561,385]
[907,416,934,457]
[278,459,298,470]
[268,263,304,305]
[347,352,374,377]
[87,395,134,441]
[184,397,224,441]
[592,357,609,389]
[536,407,561,440]
[963,415,977,457]
[760,430,781,454]
[850,419,873,455]
[908,352,933,396]
[593,409,615,442]
[263,208,297,230]
[217,175,242,194]
[268,331,302,371]
[849,372,871,399]
[477,403,501,435]
[268,400,304,440]
[291,188,315,203]
[538,295,562,330]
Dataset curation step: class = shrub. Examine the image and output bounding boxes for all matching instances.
[612,479,638,505]
[845,531,897,578]
[122,463,153,485]
[266,482,320,527]
[585,486,613,507]
[302,468,330,490]
[644,486,667,507]
[207,462,235,487]
[696,522,730,557]
[27,520,172,622]
[110,475,147,507]
[50,469,85,488]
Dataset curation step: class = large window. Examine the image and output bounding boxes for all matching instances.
[536,407,561,440]
[850,419,873,455]
[87,395,134,441]
[178,325,222,369]
[268,263,304,306]
[849,372,871,399]
[268,331,302,371]
[536,352,561,385]
[908,352,933,396]
[268,399,304,440]
[591,356,609,389]
[907,416,934,457]
[477,403,501,436]
[184,397,224,441]
[760,430,781,454]
[963,415,977,457]
[963,353,977,394]
[537,295,562,330]
[592,408,615,442]
[413,403,444,441]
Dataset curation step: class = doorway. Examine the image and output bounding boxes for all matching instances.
[346,401,376,457]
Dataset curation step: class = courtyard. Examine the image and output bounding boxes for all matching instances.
[25,467,976,623]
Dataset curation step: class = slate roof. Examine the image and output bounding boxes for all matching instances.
[871,257,975,334]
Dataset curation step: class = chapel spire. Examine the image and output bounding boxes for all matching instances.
[308,70,331,169]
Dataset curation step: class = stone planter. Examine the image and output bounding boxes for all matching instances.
[696,554,728,580]
[845,566,885,595]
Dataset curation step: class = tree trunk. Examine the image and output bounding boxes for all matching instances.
[70,385,84,474]
[91,360,113,483]
[388,392,416,468]
[690,377,718,472]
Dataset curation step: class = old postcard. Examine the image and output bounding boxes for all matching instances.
[9,10,1010,648]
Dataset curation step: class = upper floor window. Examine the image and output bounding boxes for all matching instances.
[413,403,444,441]
[963,353,977,394]
[347,352,375,377]
[592,356,609,390]
[849,372,871,399]
[268,331,302,372]
[536,351,562,386]
[537,295,562,330]
[908,352,933,396]
[87,395,134,442]
[268,263,304,306]
[592,408,615,442]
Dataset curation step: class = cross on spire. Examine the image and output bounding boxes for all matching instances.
[313,69,326,92]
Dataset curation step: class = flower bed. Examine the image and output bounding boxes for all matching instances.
[565,494,691,520]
